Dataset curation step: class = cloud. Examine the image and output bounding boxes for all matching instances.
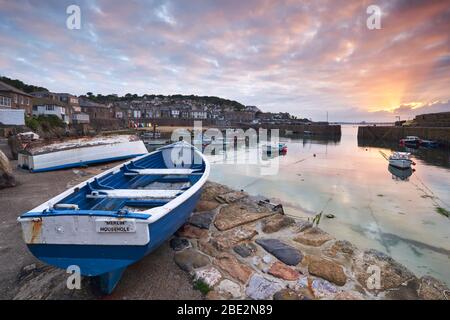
[0,0,449,121]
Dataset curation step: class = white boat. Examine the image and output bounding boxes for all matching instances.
[18,135,148,172]
[18,141,209,294]
[388,152,414,169]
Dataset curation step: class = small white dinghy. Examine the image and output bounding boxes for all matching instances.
[388,152,415,169]
[18,135,148,172]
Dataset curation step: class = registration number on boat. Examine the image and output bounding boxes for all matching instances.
[95,219,136,233]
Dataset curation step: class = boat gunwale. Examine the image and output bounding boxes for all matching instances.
[18,141,210,225]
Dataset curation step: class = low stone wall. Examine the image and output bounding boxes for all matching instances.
[171,182,449,300]
[358,126,450,146]
[240,124,341,138]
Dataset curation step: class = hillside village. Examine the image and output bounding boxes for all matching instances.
[0,76,310,135]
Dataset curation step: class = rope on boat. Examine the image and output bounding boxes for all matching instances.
[379,150,389,161]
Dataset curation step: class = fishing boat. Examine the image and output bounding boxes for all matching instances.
[388,164,413,181]
[419,139,439,148]
[399,136,420,148]
[388,151,415,169]
[17,141,209,294]
[263,143,288,155]
[17,135,148,172]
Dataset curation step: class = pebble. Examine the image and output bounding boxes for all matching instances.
[169,238,190,251]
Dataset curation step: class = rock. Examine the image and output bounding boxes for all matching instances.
[195,200,220,212]
[296,276,338,299]
[294,227,333,247]
[198,239,221,258]
[214,203,274,231]
[256,239,303,266]
[0,150,16,189]
[273,288,309,300]
[294,220,313,232]
[245,274,284,300]
[205,290,228,300]
[325,214,335,219]
[353,249,415,291]
[176,224,208,239]
[417,276,449,300]
[268,262,301,281]
[194,267,222,287]
[189,211,215,229]
[233,242,257,258]
[174,249,210,272]
[201,182,233,201]
[214,253,254,284]
[384,278,420,300]
[262,214,295,233]
[21,263,37,274]
[307,256,347,286]
[262,255,273,264]
[323,240,355,258]
[216,191,248,204]
[169,238,190,251]
[211,226,258,250]
[217,279,242,299]
[333,292,364,300]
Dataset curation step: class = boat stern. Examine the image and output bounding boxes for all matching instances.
[18,213,151,276]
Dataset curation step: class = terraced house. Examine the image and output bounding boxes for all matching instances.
[0,80,33,114]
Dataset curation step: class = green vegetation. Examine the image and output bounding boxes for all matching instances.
[0,76,48,93]
[435,207,450,218]
[193,279,211,295]
[81,93,246,111]
[25,115,66,132]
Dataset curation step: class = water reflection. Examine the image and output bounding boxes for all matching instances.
[208,125,450,286]
[388,165,413,181]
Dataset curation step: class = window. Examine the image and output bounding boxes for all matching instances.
[14,95,17,103]
[0,96,12,107]
[46,105,55,111]
[26,98,30,105]
[20,96,24,104]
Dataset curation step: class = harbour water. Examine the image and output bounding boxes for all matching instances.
[206,125,450,286]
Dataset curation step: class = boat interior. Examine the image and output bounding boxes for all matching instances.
[51,147,205,214]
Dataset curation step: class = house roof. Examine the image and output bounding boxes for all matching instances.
[0,81,33,97]
[33,97,69,108]
[79,97,109,108]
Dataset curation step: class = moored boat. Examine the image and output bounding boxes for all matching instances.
[388,151,415,169]
[263,143,288,155]
[419,139,439,148]
[17,141,209,294]
[399,136,420,148]
[18,135,148,172]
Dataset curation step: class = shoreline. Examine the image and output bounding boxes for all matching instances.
[0,163,448,300]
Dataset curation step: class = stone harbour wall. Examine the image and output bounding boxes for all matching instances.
[358,126,450,146]
[171,182,449,300]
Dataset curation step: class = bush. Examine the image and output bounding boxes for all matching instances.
[25,115,66,132]
[25,116,39,131]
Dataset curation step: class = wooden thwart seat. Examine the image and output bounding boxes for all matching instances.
[86,189,182,199]
[124,168,198,176]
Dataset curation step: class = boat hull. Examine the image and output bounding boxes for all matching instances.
[388,159,412,169]
[25,188,202,276]
[19,141,209,294]
[18,140,148,172]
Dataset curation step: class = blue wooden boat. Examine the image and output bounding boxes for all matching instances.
[18,141,209,294]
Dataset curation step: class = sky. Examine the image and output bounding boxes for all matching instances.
[0,0,449,122]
